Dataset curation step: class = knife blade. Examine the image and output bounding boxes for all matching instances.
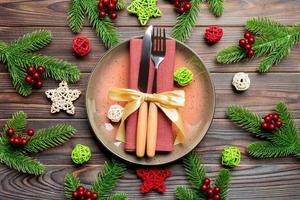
[136,25,153,157]
[138,25,153,92]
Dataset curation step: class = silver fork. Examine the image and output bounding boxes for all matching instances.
[146,28,166,158]
[151,28,166,93]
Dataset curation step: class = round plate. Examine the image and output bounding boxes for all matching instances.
[86,38,215,165]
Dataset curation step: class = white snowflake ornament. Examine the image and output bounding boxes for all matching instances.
[45,81,81,115]
[232,72,251,91]
[107,104,124,123]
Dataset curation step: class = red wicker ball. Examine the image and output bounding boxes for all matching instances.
[72,36,91,57]
[204,25,223,44]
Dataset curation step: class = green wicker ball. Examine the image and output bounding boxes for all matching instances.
[71,144,92,165]
[221,146,241,167]
[174,67,193,86]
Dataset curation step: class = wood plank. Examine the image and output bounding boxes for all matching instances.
[0,26,299,73]
[0,0,299,26]
[1,73,300,119]
[0,119,299,165]
[0,164,299,199]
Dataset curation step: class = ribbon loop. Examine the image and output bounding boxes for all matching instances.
[108,88,186,144]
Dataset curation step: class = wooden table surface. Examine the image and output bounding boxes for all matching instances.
[0,0,300,199]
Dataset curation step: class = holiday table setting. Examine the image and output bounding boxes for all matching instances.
[0,0,300,199]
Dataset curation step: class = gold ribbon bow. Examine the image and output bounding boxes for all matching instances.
[108,88,186,144]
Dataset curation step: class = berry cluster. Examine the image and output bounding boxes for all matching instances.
[199,178,221,200]
[71,186,98,200]
[136,168,171,193]
[25,66,45,88]
[171,0,192,14]
[261,113,282,131]
[6,127,35,146]
[204,25,223,44]
[98,0,119,20]
[239,31,256,57]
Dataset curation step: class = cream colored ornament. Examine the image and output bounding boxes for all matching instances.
[232,72,250,91]
[45,81,81,115]
[107,104,124,123]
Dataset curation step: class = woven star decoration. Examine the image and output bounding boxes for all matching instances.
[45,81,81,115]
[127,0,162,26]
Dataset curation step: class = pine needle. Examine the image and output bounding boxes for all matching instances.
[214,169,230,200]
[171,0,202,42]
[247,141,295,158]
[207,0,224,17]
[115,0,126,10]
[108,193,128,200]
[64,173,81,199]
[176,186,201,200]
[68,0,85,33]
[3,111,27,134]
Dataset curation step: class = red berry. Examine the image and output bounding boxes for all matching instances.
[99,10,107,18]
[79,196,85,200]
[213,194,221,200]
[72,191,79,198]
[239,38,246,47]
[111,0,118,4]
[261,122,268,129]
[244,31,252,39]
[25,76,34,84]
[27,128,35,136]
[36,81,43,88]
[78,190,85,197]
[174,1,180,7]
[268,114,273,118]
[248,36,255,44]
[207,188,214,196]
[102,0,109,5]
[91,193,98,199]
[200,184,208,191]
[247,49,255,57]
[21,138,28,146]
[264,116,271,122]
[32,72,40,80]
[37,66,45,73]
[110,11,118,20]
[269,124,275,131]
[213,186,221,194]
[273,114,279,121]
[244,43,251,50]
[276,121,283,127]
[203,178,210,185]
[85,190,92,197]
[184,3,191,11]
[27,66,36,74]
[98,2,104,9]
[108,3,115,10]
[178,6,185,13]
[77,186,85,192]
[6,128,15,137]
[9,137,15,145]
[86,198,92,200]
[14,137,20,145]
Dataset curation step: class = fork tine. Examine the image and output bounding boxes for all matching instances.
[156,28,159,53]
[151,28,154,52]
[160,28,163,52]
[163,28,166,53]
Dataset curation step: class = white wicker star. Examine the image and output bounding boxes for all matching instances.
[45,81,81,115]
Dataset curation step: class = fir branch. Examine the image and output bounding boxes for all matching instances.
[171,0,202,42]
[207,0,224,17]
[68,0,85,33]
[85,0,120,49]
[108,193,128,200]
[214,169,230,200]
[2,111,27,134]
[176,186,201,200]
[22,124,76,154]
[247,141,295,158]
[115,0,125,10]
[64,173,81,199]
[91,160,126,198]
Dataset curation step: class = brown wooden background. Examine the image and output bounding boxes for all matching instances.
[0,0,300,199]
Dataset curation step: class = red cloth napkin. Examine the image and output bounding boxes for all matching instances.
[125,38,176,152]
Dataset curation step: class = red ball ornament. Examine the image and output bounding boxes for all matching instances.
[9,137,15,145]
[25,76,34,84]
[269,123,276,131]
[27,66,36,74]
[247,49,255,57]
[14,137,20,145]
[72,191,79,198]
[109,12,118,20]
[72,36,91,57]
[78,190,85,197]
[273,114,279,121]
[77,186,85,192]
[32,72,40,80]
[213,194,221,200]
[184,3,191,11]
[200,184,208,191]
[239,38,246,47]
[91,193,98,199]
[85,190,92,197]
[99,10,107,18]
[244,43,251,50]
[102,0,109,5]
[244,31,252,39]
[21,138,28,146]
[205,25,223,44]
[98,2,104,9]
[37,66,45,73]
[276,121,283,127]
[248,36,255,44]
[6,128,15,137]
[36,81,43,89]
[27,128,35,136]
[207,188,214,196]
[261,122,268,129]
[177,6,185,13]
[108,3,115,10]
[213,186,221,194]
[203,178,211,185]
[264,116,271,122]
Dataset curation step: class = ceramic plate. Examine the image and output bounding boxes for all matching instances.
[86,38,215,165]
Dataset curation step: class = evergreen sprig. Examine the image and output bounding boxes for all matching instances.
[216,17,300,72]
[64,160,127,200]
[227,102,300,158]
[0,30,80,96]
[208,0,224,17]
[176,151,231,200]
[0,111,76,175]
[68,0,122,49]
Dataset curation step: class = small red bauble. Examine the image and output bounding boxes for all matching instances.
[108,3,115,10]
[27,66,36,74]
[273,114,279,121]
[244,31,252,39]
[248,36,255,44]
[205,25,223,44]
[244,43,251,50]
[276,121,283,127]
[14,137,20,145]
[72,36,91,57]
[207,188,214,196]
[174,1,180,7]
[200,184,208,191]
[85,190,92,197]
[37,66,45,73]
[109,12,118,20]
[261,122,268,129]
[6,128,15,137]
[25,76,34,84]
[184,3,191,11]
[79,196,85,200]
[91,193,98,199]
[102,0,109,5]
[36,81,43,88]
[32,72,40,80]
[239,38,246,47]
[203,178,211,185]
[177,6,185,13]
[98,2,104,9]
[264,116,271,122]
[72,191,79,198]
[86,198,92,200]
[21,138,28,146]
[78,190,85,197]
[247,49,255,57]
[269,124,275,130]
[213,186,221,194]
[213,194,221,200]
[27,128,35,136]
[111,0,118,4]
[77,186,85,192]
[9,137,15,145]
[99,10,107,18]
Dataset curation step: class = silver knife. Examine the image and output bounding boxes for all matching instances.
[138,25,153,92]
[136,25,153,157]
